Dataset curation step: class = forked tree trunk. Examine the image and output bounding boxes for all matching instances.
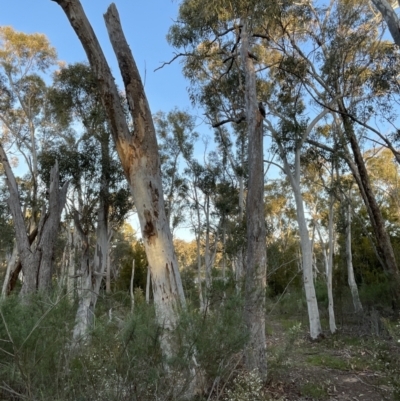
[52,0,185,323]
[0,144,68,297]
[241,22,267,379]
[51,4,203,391]
[370,0,400,47]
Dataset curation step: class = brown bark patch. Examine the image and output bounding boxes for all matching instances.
[143,209,156,243]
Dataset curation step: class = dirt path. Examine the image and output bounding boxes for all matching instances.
[265,319,399,400]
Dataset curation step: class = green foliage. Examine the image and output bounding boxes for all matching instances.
[115,240,148,293]
[0,288,248,401]
[300,381,328,399]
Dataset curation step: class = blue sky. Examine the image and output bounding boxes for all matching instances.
[0,0,198,120]
[1,0,209,240]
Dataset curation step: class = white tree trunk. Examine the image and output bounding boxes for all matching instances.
[346,203,363,313]
[287,161,321,339]
[326,194,337,333]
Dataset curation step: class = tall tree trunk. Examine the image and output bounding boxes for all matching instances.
[72,213,93,342]
[52,3,204,393]
[326,193,337,334]
[146,266,151,304]
[52,0,185,326]
[370,0,400,47]
[67,226,76,300]
[339,101,400,305]
[241,22,267,379]
[291,179,322,339]
[345,202,363,313]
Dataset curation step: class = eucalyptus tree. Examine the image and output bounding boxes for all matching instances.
[262,0,400,304]
[168,0,269,376]
[0,26,57,224]
[154,108,198,234]
[302,153,338,333]
[0,26,62,295]
[42,62,133,339]
[51,2,204,390]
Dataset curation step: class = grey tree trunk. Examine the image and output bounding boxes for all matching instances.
[0,144,68,297]
[146,266,150,304]
[130,259,135,313]
[241,22,267,379]
[67,226,76,300]
[1,244,18,300]
[371,0,400,46]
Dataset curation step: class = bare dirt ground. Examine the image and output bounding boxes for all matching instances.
[264,316,400,401]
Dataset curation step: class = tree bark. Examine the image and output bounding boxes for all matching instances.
[241,22,267,379]
[371,0,400,47]
[291,177,322,339]
[51,0,185,327]
[51,4,205,393]
[0,143,68,297]
[339,101,400,305]
[345,202,363,313]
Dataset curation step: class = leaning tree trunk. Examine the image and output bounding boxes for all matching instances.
[339,101,400,305]
[240,22,267,379]
[0,143,68,297]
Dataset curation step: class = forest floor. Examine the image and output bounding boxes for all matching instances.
[264,312,400,401]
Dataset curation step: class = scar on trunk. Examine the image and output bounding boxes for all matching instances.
[143,209,156,243]
[149,181,160,218]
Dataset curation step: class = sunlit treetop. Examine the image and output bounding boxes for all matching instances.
[0,26,57,77]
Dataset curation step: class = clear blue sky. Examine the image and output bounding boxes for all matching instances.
[1,0,209,240]
[0,0,196,118]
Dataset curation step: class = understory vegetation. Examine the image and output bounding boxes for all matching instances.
[1,278,399,400]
